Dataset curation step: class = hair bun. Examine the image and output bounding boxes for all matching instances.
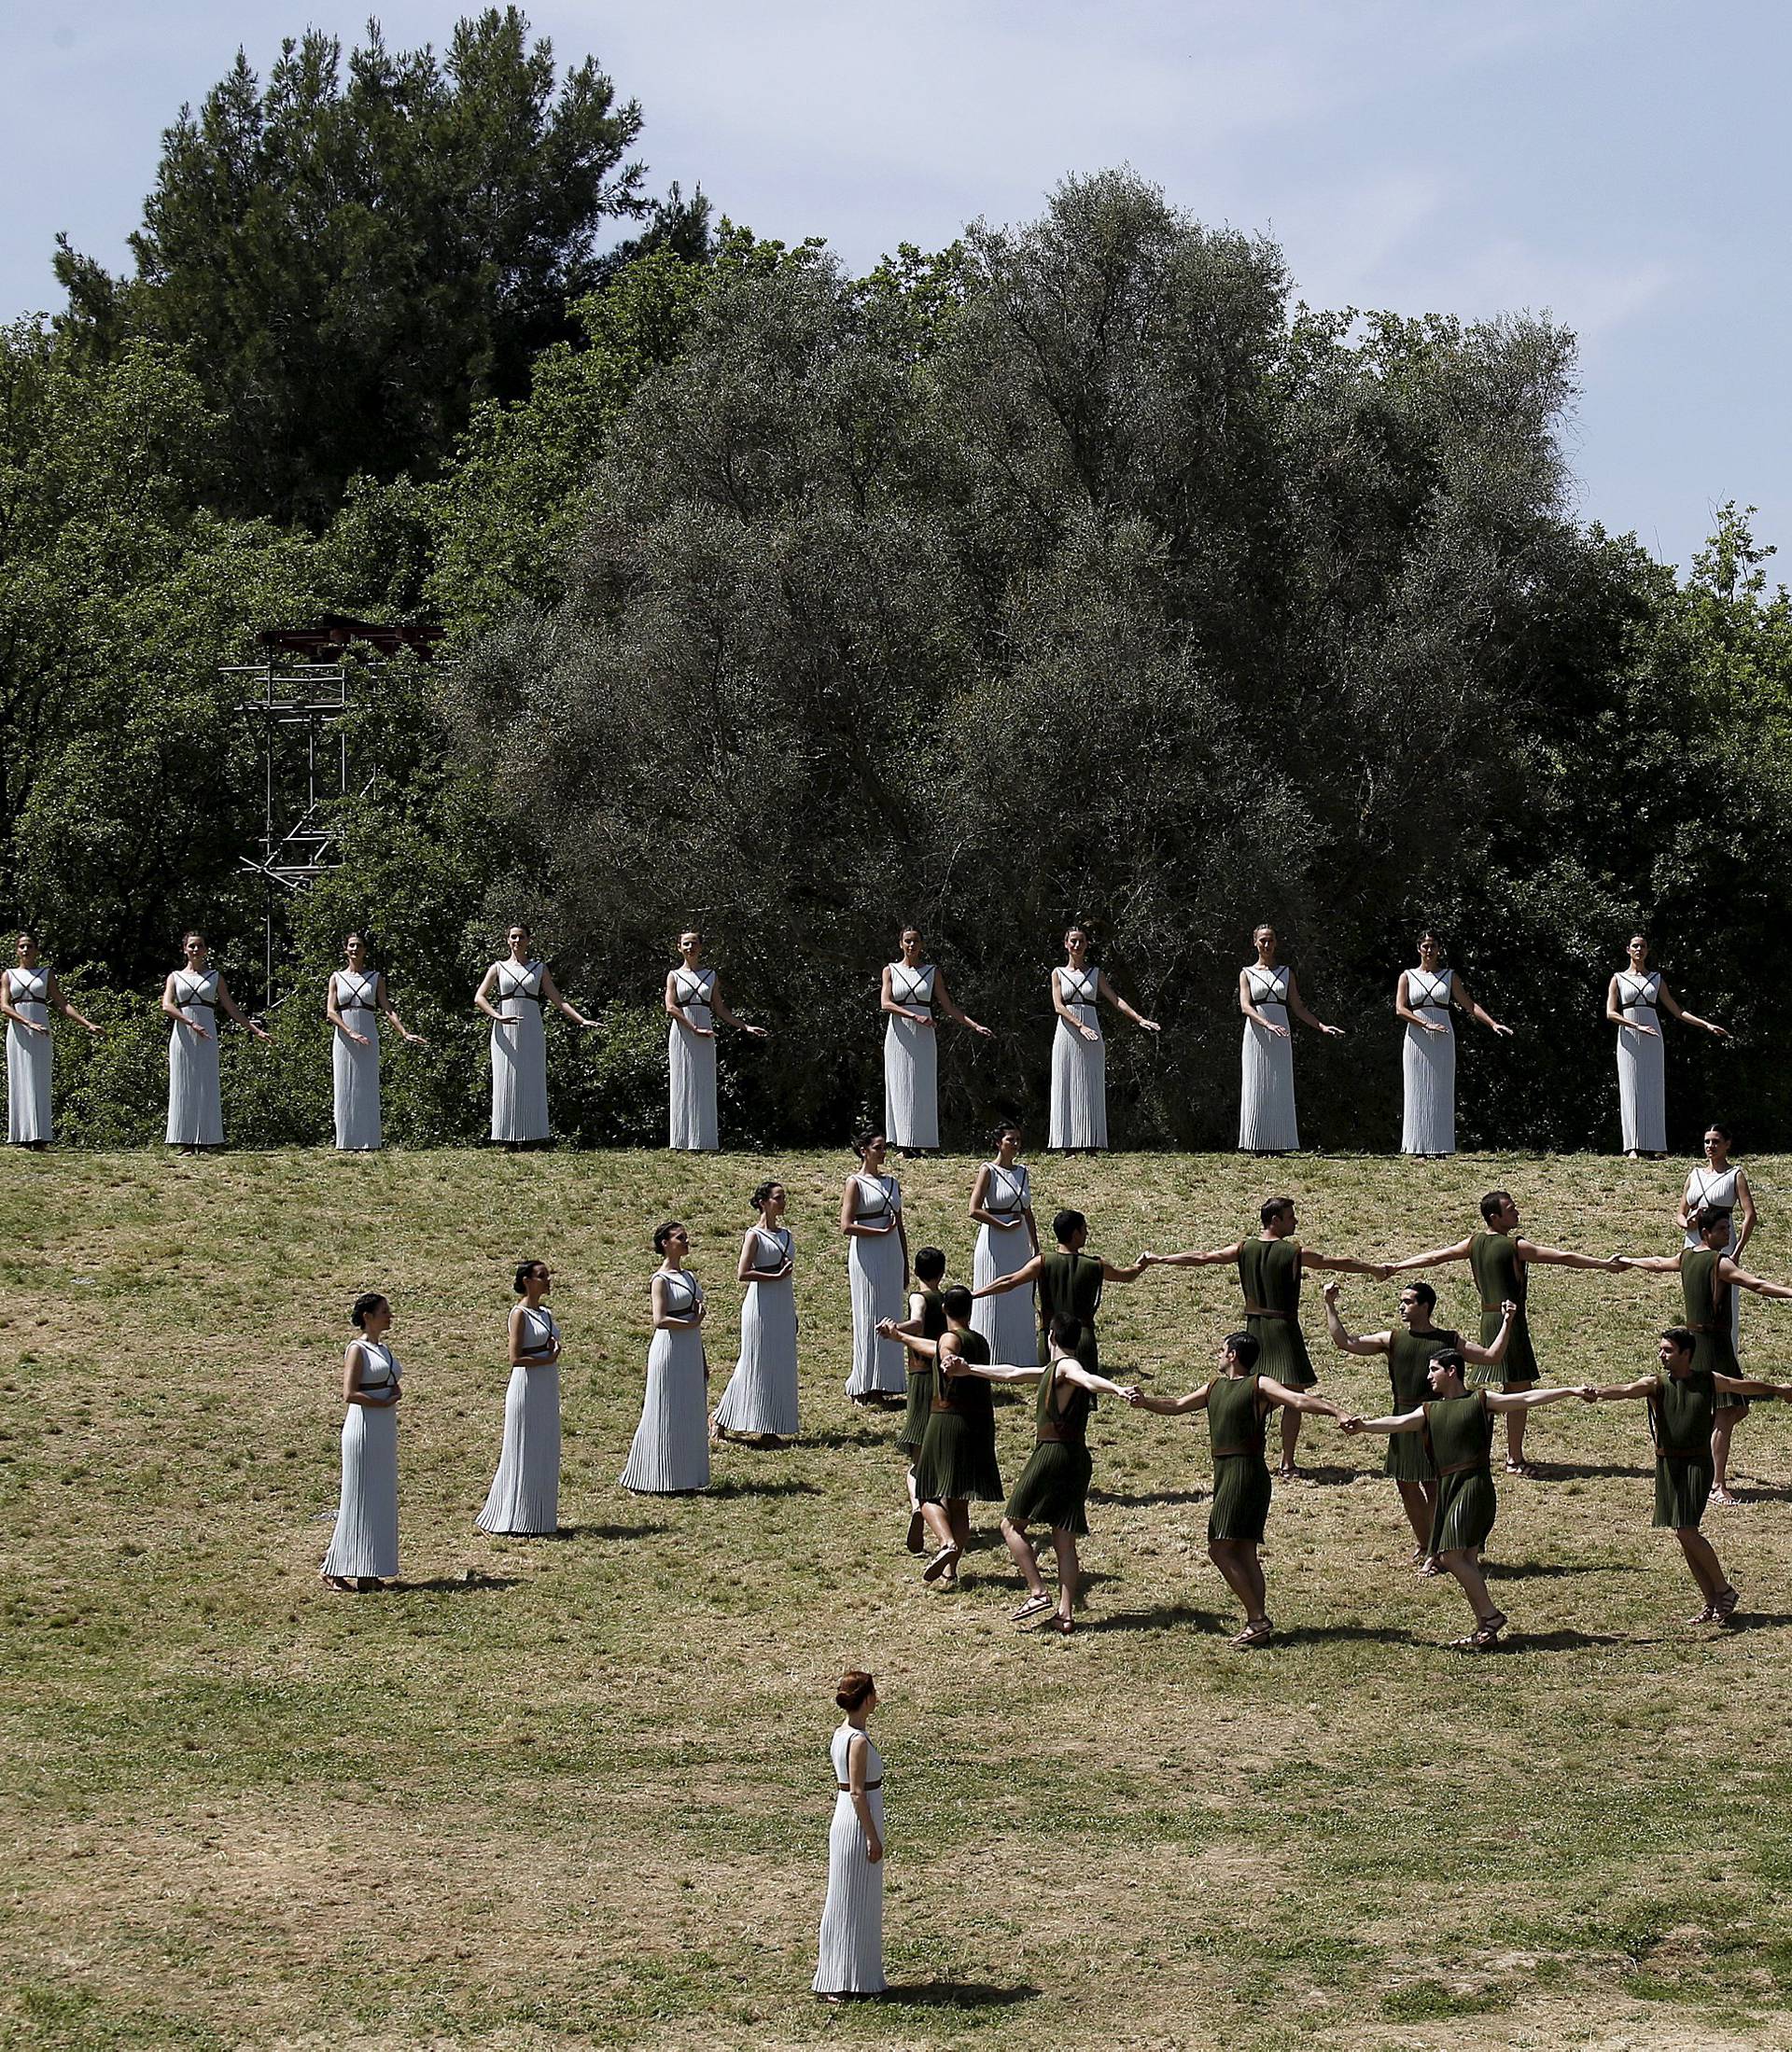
[834,1668,875,1710]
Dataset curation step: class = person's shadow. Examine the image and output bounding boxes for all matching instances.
[1080,1602,1225,1635]
[879,1980,1042,2009]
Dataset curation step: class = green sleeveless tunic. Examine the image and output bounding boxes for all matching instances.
[913,1331,1003,1504]
[1384,1327,1456,1481]
[896,1287,947,1453]
[1649,1363,1716,1529]
[1681,1247,1743,1406]
[1207,1373,1272,1543]
[1004,1360,1096,1533]
[1468,1231,1535,1384]
[1037,1250,1103,1371]
[1238,1237,1315,1389]
[1422,1390,1497,1554]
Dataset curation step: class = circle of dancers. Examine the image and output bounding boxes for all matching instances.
[0,922,1737,1156]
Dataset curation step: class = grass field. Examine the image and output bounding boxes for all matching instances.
[5,1146,1792,2051]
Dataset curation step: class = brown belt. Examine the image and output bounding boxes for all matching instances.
[1241,1305,1291,1319]
[1035,1424,1083,1446]
[1684,1321,1719,1334]
[1659,1446,1707,1461]
[1211,1442,1262,1459]
[1435,1458,1490,1478]
[837,1780,882,1791]
[930,1396,959,1414]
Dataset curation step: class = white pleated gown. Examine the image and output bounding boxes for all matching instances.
[489,959,550,1142]
[166,969,224,1146]
[5,967,52,1143]
[846,1174,906,1397]
[621,1270,710,1492]
[1400,967,1456,1156]
[667,968,719,1151]
[477,1305,562,1533]
[331,969,383,1150]
[1616,970,1666,1152]
[814,1724,886,1996]
[1049,968,1106,1149]
[971,1162,1040,1365]
[1239,965,1298,1152]
[883,964,938,1149]
[715,1226,800,1436]
[321,1341,400,1579]
[1683,1166,1743,1351]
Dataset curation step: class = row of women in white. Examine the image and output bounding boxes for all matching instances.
[3,920,1724,1158]
[317,1119,1760,1589]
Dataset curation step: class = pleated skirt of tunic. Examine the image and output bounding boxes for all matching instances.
[815,1736,885,1995]
[1428,1469,1497,1556]
[714,1277,799,1436]
[1005,1441,1093,1533]
[1617,1015,1666,1152]
[1239,1007,1298,1152]
[1400,1017,1455,1155]
[621,1325,710,1492]
[476,1363,561,1534]
[846,1233,907,1397]
[166,1021,223,1146]
[6,1007,51,1143]
[883,1014,938,1150]
[668,1012,719,1151]
[913,1410,1003,1503]
[491,1009,550,1143]
[1654,1453,1713,1530]
[332,1024,382,1150]
[971,1225,1040,1367]
[321,1403,399,1579]
[1048,1006,1106,1149]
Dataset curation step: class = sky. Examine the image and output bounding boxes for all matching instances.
[4,0,1785,572]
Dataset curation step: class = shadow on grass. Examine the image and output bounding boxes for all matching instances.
[1276,1464,1361,1487]
[880,1980,1042,2010]
[1089,1487,1208,1508]
[395,1572,523,1594]
[1484,1559,1641,1580]
[1080,1603,1225,1635]
[1726,1610,1792,1631]
[1504,1627,1627,1649]
[1528,1460,1653,1481]
[1279,1622,1419,1647]
[1732,1483,1792,1504]
[707,1477,821,1500]
[551,1523,661,1542]
[805,1429,893,1450]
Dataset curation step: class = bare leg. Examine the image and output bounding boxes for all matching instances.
[1207,1538,1259,1624]
[1711,1409,1741,1502]
[1436,1545,1501,1636]
[950,1501,973,1551]
[1048,1528,1081,1622]
[1001,1516,1045,1597]
[920,1501,955,1551]
[1394,1478,1436,1557]
[1676,1526,1729,1615]
[1504,1400,1531,1472]
[1278,1405,1302,1478]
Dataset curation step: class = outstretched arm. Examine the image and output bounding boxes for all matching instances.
[973,1252,1043,1297]
[1714,1372,1792,1401]
[1583,1375,1657,1402]
[1128,1383,1213,1417]
[1302,1248,1387,1279]
[1484,1384,1594,1413]
[1383,1238,1473,1274]
[1519,1237,1624,1273]
[1059,1361,1139,1402]
[1718,1258,1792,1304]
[1614,1253,1684,1275]
[1339,1406,1427,1437]
[1100,1255,1148,1283]
[1261,1376,1347,1419]
[1141,1242,1243,1270]
[1462,1303,1516,1369]
[875,1319,940,1361]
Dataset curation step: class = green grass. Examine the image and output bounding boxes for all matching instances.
[3,1147,1792,2049]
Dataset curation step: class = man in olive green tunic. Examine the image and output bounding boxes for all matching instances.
[972,1208,1146,1375]
[1342,1351,1589,1648]
[1129,1331,1351,1648]
[1614,1207,1792,1503]
[1584,1325,1792,1625]
[1143,1197,1385,1482]
[1386,1190,1621,1476]
[1323,1278,1516,1571]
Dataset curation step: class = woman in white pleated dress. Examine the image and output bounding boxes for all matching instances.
[880,927,991,1153]
[665,928,768,1151]
[1606,932,1728,1157]
[814,1669,885,2003]
[477,1260,563,1534]
[2,930,101,1147]
[327,932,427,1152]
[1048,925,1160,1152]
[1395,931,1514,1157]
[474,923,598,1149]
[621,1223,711,1493]
[970,1124,1041,1365]
[714,1180,800,1444]
[321,1291,402,1591]
[840,1132,909,1403]
[1676,1120,1758,1503]
[1238,925,1342,1153]
[161,931,270,1152]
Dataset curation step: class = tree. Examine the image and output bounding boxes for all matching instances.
[53,9,646,524]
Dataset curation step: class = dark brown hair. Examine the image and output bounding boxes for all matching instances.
[834,1668,875,1710]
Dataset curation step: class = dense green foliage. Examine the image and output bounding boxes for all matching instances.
[6,21,1790,1150]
